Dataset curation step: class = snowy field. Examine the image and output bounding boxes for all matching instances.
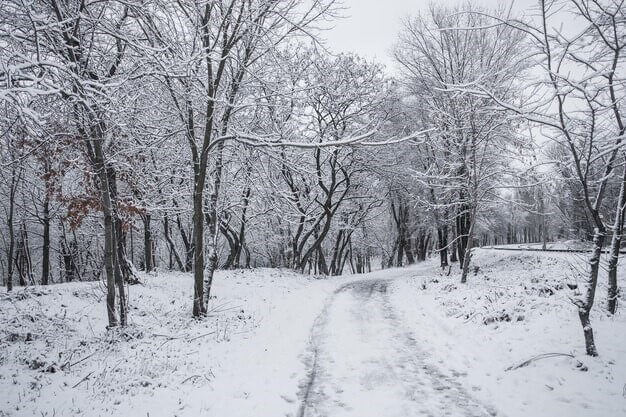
[1,249,626,417]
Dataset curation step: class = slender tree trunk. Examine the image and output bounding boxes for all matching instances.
[143,214,154,272]
[203,142,225,311]
[163,214,184,271]
[41,192,50,285]
[457,204,469,268]
[608,163,626,314]
[396,232,405,267]
[578,228,603,356]
[93,140,119,328]
[192,165,206,317]
[541,194,548,251]
[450,227,458,263]
[5,164,19,291]
[234,187,251,269]
[437,225,448,268]
[17,222,33,285]
[460,210,476,284]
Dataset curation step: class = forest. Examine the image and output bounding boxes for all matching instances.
[1,1,626,416]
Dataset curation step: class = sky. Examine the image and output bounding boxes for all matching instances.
[322,0,540,70]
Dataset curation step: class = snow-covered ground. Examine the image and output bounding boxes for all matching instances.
[0,269,349,417]
[488,240,592,251]
[391,249,626,417]
[1,249,626,417]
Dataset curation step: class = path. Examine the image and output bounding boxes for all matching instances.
[297,276,498,417]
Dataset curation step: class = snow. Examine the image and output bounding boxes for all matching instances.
[2,250,626,417]
[0,269,348,417]
[390,249,626,417]
[298,276,495,417]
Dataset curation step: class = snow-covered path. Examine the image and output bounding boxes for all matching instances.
[297,278,497,417]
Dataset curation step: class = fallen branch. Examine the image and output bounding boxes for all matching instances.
[181,374,211,384]
[505,353,575,371]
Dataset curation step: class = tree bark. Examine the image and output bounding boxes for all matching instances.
[163,214,184,271]
[5,164,19,291]
[191,165,207,317]
[42,191,50,285]
[143,214,154,272]
[437,225,448,268]
[460,208,476,284]
[92,138,119,327]
[578,228,603,356]
[607,162,626,314]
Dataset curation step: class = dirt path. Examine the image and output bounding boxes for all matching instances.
[297,277,498,417]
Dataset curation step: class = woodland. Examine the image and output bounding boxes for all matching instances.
[1,0,626,362]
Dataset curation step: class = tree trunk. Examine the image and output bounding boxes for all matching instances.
[608,163,626,314]
[143,214,154,272]
[5,164,19,291]
[460,210,476,284]
[577,228,603,356]
[437,225,448,268]
[174,212,193,272]
[234,187,251,269]
[203,141,226,311]
[456,204,469,268]
[163,214,184,270]
[191,173,206,317]
[93,140,119,328]
[42,192,50,285]
[450,227,458,263]
[16,222,34,286]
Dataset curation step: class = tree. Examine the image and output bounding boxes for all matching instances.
[468,0,626,355]
[395,3,524,282]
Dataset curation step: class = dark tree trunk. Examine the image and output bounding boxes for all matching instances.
[456,203,469,268]
[92,139,120,327]
[15,222,33,286]
[5,164,19,291]
[108,167,138,287]
[450,227,458,262]
[437,225,448,268]
[460,209,476,284]
[404,237,415,265]
[191,169,207,317]
[41,190,51,285]
[174,212,193,272]
[163,214,184,271]
[143,214,154,272]
[234,186,251,269]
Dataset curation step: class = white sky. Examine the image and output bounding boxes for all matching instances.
[322,0,540,70]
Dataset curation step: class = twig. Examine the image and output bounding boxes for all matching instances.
[61,350,97,371]
[181,374,210,384]
[72,371,94,388]
[505,352,575,371]
[187,331,216,342]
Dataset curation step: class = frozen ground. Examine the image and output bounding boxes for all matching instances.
[1,249,626,416]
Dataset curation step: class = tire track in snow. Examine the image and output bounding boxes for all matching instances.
[296,277,500,417]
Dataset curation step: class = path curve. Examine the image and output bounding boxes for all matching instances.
[297,277,499,417]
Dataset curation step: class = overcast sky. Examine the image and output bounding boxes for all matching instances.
[322,0,540,70]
